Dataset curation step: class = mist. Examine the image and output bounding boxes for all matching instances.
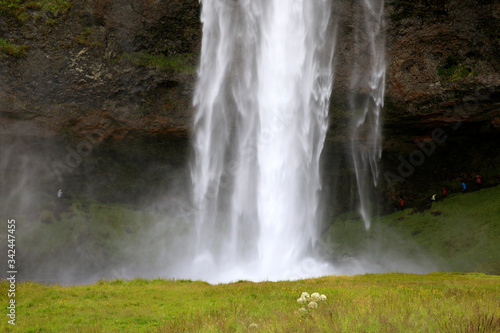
[0,124,442,285]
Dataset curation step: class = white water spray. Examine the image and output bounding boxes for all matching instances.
[350,0,386,230]
[191,0,336,282]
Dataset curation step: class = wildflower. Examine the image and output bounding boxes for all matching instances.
[301,292,310,299]
[311,292,321,301]
[308,301,318,309]
[249,323,258,329]
[297,297,307,304]
[298,308,307,313]
[320,294,327,301]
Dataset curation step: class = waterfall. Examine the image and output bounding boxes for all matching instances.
[349,0,386,230]
[188,0,386,282]
[190,0,336,282]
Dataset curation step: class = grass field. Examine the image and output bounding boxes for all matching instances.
[1,273,499,332]
[1,187,499,331]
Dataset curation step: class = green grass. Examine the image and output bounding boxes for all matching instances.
[0,273,498,332]
[324,185,500,274]
[123,52,197,73]
[0,188,498,331]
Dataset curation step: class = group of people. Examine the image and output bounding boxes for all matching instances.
[430,187,447,204]
[395,172,497,212]
[431,175,484,204]
[461,174,484,193]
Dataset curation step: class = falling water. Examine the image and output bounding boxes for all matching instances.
[191,0,336,282]
[349,0,386,230]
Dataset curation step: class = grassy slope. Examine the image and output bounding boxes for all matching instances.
[324,185,500,275]
[0,188,499,331]
[1,273,499,332]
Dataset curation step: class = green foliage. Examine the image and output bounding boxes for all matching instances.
[437,55,475,82]
[123,52,197,73]
[326,186,500,275]
[0,0,72,22]
[0,37,26,56]
[74,27,101,48]
[0,273,498,332]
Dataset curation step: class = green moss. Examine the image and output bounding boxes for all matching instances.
[45,17,56,25]
[123,52,197,73]
[74,27,101,48]
[0,37,26,56]
[0,0,72,22]
[437,55,474,82]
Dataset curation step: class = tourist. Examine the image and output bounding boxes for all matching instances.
[461,182,466,193]
[399,197,404,210]
[57,189,62,199]
[476,175,482,189]
[431,193,436,202]
[442,187,447,198]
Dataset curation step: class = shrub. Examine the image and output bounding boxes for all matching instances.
[0,38,27,57]
[0,0,72,22]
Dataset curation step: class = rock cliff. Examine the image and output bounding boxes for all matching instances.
[1,0,499,208]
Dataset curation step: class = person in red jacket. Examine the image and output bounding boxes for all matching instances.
[476,175,482,189]
[442,187,447,198]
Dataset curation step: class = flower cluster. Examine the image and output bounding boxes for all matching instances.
[296,291,326,313]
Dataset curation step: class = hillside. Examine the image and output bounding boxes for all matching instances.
[322,185,500,275]
[1,184,498,285]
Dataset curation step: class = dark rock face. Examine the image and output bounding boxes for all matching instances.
[0,0,499,208]
[0,0,201,204]
[384,0,500,128]
[1,0,200,136]
[321,0,499,215]
[328,0,500,126]
[378,0,500,210]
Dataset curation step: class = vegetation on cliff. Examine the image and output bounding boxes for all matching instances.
[123,51,197,73]
[0,0,72,23]
[0,37,25,56]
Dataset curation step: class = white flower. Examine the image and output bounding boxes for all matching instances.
[320,294,327,301]
[249,323,258,329]
[297,297,307,304]
[311,292,321,301]
[298,308,307,314]
[308,301,318,309]
[301,292,310,299]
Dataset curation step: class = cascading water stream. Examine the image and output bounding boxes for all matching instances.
[191,0,336,282]
[349,0,386,230]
